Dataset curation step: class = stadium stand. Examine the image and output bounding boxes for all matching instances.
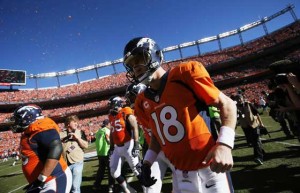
[0,16,299,156]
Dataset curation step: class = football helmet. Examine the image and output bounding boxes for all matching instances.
[108,96,123,115]
[125,83,147,108]
[123,37,163,84]
[12,104,43,132]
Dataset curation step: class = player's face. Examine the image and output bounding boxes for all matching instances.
[126,54,149,80]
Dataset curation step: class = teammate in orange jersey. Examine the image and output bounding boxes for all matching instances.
[11,104,72,193]
[123,37,237,193]
[108,96,140,193]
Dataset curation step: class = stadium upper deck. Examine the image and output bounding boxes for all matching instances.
[0,6,299,131]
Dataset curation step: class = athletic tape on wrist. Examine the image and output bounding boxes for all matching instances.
[143,149,158,165]
[217,126,235,149]
[38,174,47,182]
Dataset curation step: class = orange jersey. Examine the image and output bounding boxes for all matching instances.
[109,107,134,145]
[135,61,219,170]
[20,117,68,183]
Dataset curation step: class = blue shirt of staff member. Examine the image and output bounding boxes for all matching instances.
[60,115,88,193]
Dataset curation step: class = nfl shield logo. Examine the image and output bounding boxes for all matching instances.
[182,170,189,178]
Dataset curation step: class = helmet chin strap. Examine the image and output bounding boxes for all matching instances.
[138,68,155,85]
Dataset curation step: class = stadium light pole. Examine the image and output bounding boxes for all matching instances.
[238,30,244,45]
[95,68,99,79]
[34,77,38,90]
[56,75,61,88]
[289,6,298,21]
[196,42,201,56]
[75,71,80,84]
[217,35,222,51]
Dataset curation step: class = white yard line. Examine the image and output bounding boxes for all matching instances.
[7,184,27,193]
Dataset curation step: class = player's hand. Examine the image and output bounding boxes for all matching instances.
[202,143,233,173]
[138,163,157,187]
[132,141,140,157]
[68,133,77,140]
[23,179,45,193]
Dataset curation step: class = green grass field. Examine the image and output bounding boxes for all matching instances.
[1,111,300,193]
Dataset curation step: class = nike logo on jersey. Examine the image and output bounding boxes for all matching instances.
[205,184,216,188]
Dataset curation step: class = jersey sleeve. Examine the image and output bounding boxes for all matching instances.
[179,61,220,105]
[32,129,61,147]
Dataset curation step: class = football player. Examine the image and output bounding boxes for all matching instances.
[12,104,72,193]
[123,37,237,193]
[108,96,140,193]
[125,83,180,193]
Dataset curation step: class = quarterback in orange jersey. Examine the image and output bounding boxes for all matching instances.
[123,37,237,193]
[125,83,180,193]
[108,96,141,193]
[12,104,72,193]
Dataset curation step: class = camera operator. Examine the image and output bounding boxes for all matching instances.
[235,94,266,165]
[270,73,300,142]
[60,115,88,193]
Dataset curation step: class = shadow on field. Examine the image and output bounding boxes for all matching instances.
[84,157,98,163]
[0,172,23,178]
[232,146,300,192]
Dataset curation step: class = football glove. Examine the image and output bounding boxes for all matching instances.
[23,179,45,193]
[132,141,140,157]
[138,164,157,187]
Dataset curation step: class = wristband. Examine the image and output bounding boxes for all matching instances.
[143,149,158,165]
[38,174,47,182]
[216,126,235,149]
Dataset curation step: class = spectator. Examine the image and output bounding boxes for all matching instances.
[93,119,115,192]
[12,104,72,192]
[235,94,266,165]
[60,115,88,193]
[267,91,293,138]
[208,106,222,140]
[259,96,267,112]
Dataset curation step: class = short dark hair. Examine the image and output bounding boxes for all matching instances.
[102,119,109,127]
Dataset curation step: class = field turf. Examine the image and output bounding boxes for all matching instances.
[1,111,299,193]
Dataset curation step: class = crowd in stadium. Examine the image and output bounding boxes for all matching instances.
[0,13,299,193]
[1,20,300,161]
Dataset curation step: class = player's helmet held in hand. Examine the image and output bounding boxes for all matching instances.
[123,37,163,84]
[12,104,43,132]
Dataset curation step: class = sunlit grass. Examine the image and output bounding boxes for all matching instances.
[1,111,299,193]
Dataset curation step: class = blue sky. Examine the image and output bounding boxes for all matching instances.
[0,0,299,89]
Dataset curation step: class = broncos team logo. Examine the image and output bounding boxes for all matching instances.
[136,38,156,51]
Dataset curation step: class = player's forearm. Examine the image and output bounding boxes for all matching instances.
[219,93,237,129]
[41,158,59,177]
[77,137,88,149]
[128,115,139,142]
